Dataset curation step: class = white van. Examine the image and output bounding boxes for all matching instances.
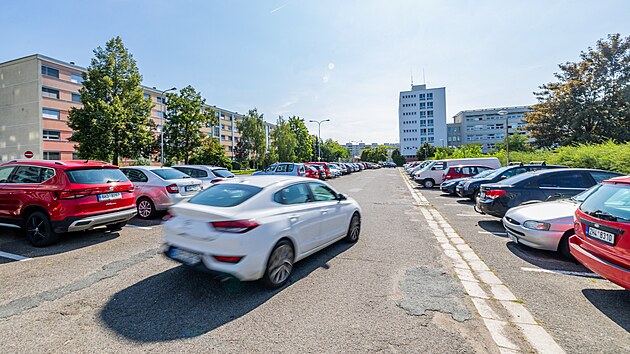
[412,157,501,188]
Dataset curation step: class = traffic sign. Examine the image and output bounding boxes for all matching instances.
[24,151,34,158]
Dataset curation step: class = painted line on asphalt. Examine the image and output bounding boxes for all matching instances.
[521,267,602,278]
[0,251,31,262]
[478,231,508,236]
[398,169,564,354]
[125,225,153,230]
[457,213,485,217]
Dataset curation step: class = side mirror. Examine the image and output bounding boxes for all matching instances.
[500,175,507,180]
[431,167,436,170]
[337,193,348,201]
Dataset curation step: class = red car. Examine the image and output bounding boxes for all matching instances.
[308,162,331,179]
[570,176,630,290]
[0,160,136,246]
[442,164,493,182]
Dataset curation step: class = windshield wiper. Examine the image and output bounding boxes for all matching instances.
[588,209,618,222]
[106,179,121,183]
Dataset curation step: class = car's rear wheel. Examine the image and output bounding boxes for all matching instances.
[137,198,155,219]
[423,179,435,188]
[345,213,361,243]
[262,240,294,289]
[25,211,59,247]
[471,190,480,201]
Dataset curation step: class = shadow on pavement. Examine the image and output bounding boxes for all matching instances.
[505,242,589,273]
[456,199,474,205]
[582,288,630,332]
[99,241,355,342]
[477,220,507,237]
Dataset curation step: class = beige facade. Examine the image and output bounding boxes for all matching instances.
[0,54,256,163]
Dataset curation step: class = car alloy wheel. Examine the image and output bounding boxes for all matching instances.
[137,198,155,219]
[345,213,361,243]
[263,240,294,289]
[423,179,435,188]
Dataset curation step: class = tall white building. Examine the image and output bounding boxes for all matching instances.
[398,84,447,159]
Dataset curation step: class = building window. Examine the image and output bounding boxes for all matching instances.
[427,102,433,108]
[418,93,425,100]
[72,93,81,103]
[41,65,59,78]
[157,96,165,104]
[72,152,80,160]
[428,119,434,126]
[42,87,60,99]
[157,111,164,119]
[427,93,433,99]
[427,111,434,117]
[228,146,233,151]
[42,108,60,120]
[143,93,151,100]
[42,130,61,141]
[70,73,84,84]
[43,151,61,160]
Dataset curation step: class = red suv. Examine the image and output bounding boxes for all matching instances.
[570,176,630,290]
[442,165,493,182]
[0,160,136,246]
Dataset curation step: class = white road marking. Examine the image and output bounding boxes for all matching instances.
[398,169,565,353]
[125,225,153,230]
[478,231,508,236]
[521,267,602,278]
[457,213,485,217]
[444,203,465,206]
[0,251,31,261]
[348,188,363,193]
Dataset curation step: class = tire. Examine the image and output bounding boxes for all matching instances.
[106,221,127,232]
[423,179,435,188]
[345,213,361,243]
[136,198,155,219]
[558,232,575,260]
[262,240,294,289]
[470,190,480,202]
[24,211,59,247]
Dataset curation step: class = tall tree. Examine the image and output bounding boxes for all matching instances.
[271,116,297,162]
[391,148,406,166]
[233,138,248,165]
[189,137,231,168]
[68,36,154,165]
[415,142,436,160]
[288,116,314,162]
[360,145,388,162]
[162,85,215,164]
[237,109,266,168]
[526,33,630,147]
[321,139,349,161]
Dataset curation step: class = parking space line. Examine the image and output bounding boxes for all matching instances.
[457,213,485,217]
[0,251,31,262]
[125,225,153,230]
[478,231,507,236]
[521,267,601,278]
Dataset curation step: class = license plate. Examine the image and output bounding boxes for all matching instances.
[587,227,615,245]
[97,192,122,201]
[185,185,200,192]
[167,247,201,265]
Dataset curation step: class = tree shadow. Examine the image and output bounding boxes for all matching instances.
[582,288,630,332]
[99,241,355,342]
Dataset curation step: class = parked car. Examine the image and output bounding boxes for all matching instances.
[172,165,235,189]
[443,165,493,182]
[162,176,362,288]
[0,160,136,246]
[476,168,622,218]
[570,176,630,290]
[456,163,566,200]
[252,163,306,177]
[502,185,600,258]
[382,162,397,168]
[304,165,322,179]
[328,164,342,177]
[440,169,496,195]
[305,164,326,180]
[413,157,502,188]
[120,166,203,219]
[308,162,332,178]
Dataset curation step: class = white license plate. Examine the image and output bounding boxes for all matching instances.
[587,227,615,245]
[168,247,201,265]
[185,185,200,192]
[97,192,122,201]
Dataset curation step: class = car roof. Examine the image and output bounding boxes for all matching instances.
[174,165,229,170]
[604,175,630,184]
[524,168,620,177]
[220,175,318,188]
[449,164,492,168]
[2,159,115,169]
[121,165,175,171]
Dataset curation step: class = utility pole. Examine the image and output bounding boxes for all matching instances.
[309,119,330,161]
[160,87,177,166]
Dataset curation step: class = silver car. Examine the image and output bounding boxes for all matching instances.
[121,166,203,219]
[502,186,598,258]
[172,165,236,189]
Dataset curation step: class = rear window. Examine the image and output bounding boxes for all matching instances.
[580,184,630,222]
[152,168,190,180]
[189,184,262,207]
[65,168,128,184]
[213,169,235,178]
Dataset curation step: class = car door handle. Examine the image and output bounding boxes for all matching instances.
[289,215,299,223]
[321,209,329,215]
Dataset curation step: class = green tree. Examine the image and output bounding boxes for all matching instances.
[450,144,484,158]
[271,116,297,162]
[415,142,436,160]
[321,139,348,161]
[493,133,532,152]
[288,116,314,162]
[163,85,215,164]
[233,138,248,166]
[188,137,231,168]
[237,109,266,168]
[526,33,630,147]
[391,148,406,166]
[68,36,155,165]
[361,145,388,162]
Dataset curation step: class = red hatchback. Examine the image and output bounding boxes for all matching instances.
[442,165,493,182]
[308,162,331,179]
[570,176,630,290]
[0,160,136,246]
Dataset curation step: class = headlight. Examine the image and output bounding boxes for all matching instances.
[523,220,551,231]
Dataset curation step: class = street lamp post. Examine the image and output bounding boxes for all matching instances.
[309,119,330,161]
[498,110,509,166]
[160,87,177,166]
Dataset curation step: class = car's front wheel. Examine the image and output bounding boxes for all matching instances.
[262,240,294,289]
[25,211,59,247]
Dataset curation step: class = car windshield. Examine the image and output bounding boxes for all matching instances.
[579,184,630,222]
[151,168,191,180]
[484,166,511,179]
[66,168,128,184]
[189,184,262,207]
[472,169,495,179]
[213,169,235,178]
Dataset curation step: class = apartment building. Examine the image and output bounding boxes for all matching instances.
[398,84,447,159]
[0,54,256,162]
[447,106,531,153]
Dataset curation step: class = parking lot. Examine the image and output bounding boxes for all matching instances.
[0,168,628,352]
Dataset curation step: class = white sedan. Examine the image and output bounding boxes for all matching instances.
[161,175,362,288]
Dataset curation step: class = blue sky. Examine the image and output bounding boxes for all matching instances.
[3,0,629,144]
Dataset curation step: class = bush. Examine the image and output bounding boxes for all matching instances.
[231,161,241,171]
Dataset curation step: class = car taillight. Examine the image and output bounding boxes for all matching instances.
[213,255,244,263]
[211,178,223,183]
[210,219,260,233]
[56,190,91,199]
[166,184,179,194]
[485,190,507,199]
